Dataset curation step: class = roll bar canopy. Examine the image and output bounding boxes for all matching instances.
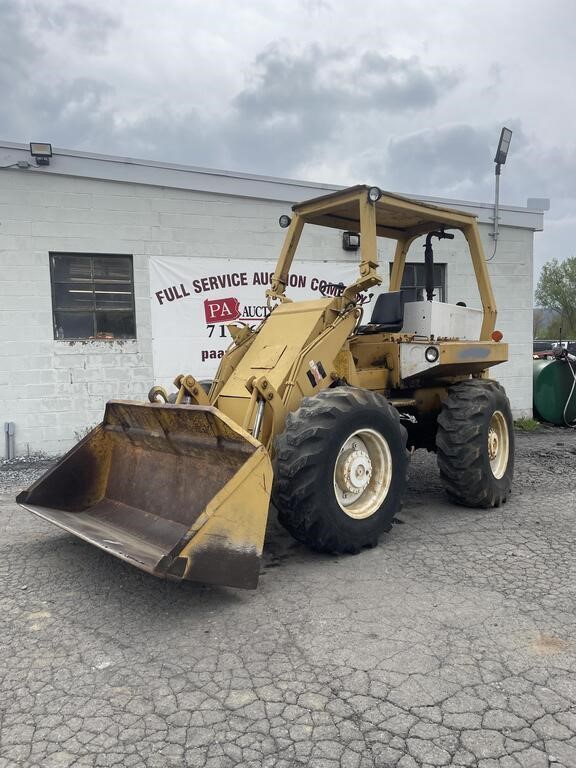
[267,185,497,340]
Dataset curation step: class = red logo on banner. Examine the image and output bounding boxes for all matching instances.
[204,297,241,323]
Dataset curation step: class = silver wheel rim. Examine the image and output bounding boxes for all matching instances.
[488,410,509,479]
[333,428,392,519]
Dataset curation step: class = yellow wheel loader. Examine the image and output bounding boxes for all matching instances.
[18,185,514,589]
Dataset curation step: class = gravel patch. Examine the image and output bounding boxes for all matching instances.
[0,456,57,495]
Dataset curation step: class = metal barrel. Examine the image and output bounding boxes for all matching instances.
[17,401,273,589]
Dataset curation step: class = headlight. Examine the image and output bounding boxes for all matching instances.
[425,346,439,363]
[279,215,292,228]
[368,186,382,203]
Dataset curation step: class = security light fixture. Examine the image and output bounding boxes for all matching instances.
[489,127,513,255]
[29,142,52,166]
[494,127,512,166]
[279,214,292,228]
[342,231,360,251]
[368,186,382,203]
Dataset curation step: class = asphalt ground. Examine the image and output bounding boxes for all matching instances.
[1,426,576,768]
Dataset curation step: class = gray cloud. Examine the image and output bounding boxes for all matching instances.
[521,145,576,199]
[360,122,554,206]
[299,0,332,13]
[236,44,456,116]
[38,1,120,53]
[360,52,459,110]
[32,78,116,147]
[0,1,45,139]
[0,0,119,142]
[222,43,459,173]
[0,1,42,79]
[33,41,458,176]
[376,124,501,198]
[123,108,222,168]
[0,9,459,174]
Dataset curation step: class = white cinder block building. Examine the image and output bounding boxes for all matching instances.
[0,141,544,456]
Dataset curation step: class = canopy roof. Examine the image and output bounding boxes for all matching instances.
[292,184,477,240]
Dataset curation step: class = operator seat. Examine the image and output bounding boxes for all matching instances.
[357,291,405,334]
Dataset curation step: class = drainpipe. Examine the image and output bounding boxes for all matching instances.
[4,422,15,459]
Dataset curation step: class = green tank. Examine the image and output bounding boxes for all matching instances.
[533,358,576,425]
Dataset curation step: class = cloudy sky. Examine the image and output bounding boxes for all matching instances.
[1,0,575,277]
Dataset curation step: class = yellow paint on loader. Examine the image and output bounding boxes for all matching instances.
[18,185,511,589]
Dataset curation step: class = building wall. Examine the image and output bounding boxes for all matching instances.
[0,170,533,456]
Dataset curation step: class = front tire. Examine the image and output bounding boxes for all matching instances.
[272,387,409,553]
[436,379,514,507]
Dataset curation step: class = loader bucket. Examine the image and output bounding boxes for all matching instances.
[17,401,273,589]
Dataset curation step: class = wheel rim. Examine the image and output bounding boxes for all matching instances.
[488,410,509,479]
[333,428,392,519]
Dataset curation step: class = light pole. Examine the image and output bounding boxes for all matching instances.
[489,127,513,258]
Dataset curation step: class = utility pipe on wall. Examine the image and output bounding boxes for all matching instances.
[4,422,15,459]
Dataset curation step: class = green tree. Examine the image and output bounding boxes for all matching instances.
[535,257,576,338]
[533,307,548,338]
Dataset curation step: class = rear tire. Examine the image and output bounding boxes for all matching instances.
[436,379,514,507]
[272,387,409,553]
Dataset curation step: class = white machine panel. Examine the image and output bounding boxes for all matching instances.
[400,343,440,379]
[402,301,482,340]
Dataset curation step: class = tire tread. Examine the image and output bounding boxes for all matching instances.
[272,387,408,553]
[436,379,514,507]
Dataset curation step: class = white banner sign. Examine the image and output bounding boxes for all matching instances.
[149,257,373,389]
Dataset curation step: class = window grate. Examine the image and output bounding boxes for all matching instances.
[390,262,447,303]
[50,253,136,340]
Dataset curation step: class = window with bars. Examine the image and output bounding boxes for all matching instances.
[391,262,447,302]
[50,253,136,340]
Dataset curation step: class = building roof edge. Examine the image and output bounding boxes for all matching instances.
[0,140,544,231]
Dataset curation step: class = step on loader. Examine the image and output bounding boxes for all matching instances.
[18,186,514,589]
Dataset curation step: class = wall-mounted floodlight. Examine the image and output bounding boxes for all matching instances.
[279,214,292,228]
[489,127,513,257]
[342,231,360,251]
[29,142,53,166]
